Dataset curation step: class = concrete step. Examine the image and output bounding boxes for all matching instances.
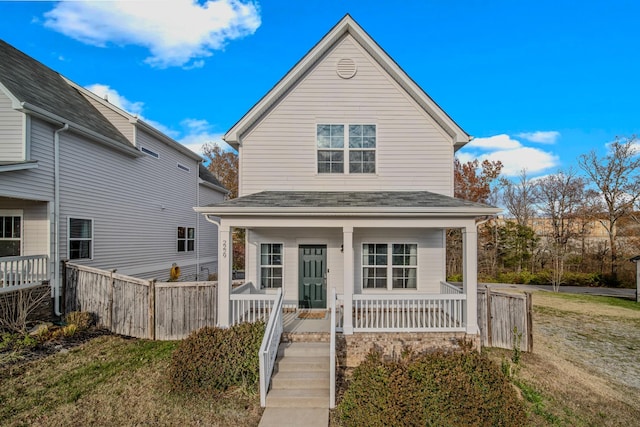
[278,342,330,358]
[265,388,329,408]
[275,356,329,372]
[271,370,329,389]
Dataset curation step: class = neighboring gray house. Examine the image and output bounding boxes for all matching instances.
[196,14,499,335]
[0,40,226,314]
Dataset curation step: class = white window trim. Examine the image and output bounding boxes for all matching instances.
[67,217,94,260]
[0,209,23,257]
[361,242,418,291]
[177,226,195,253]
[177,162,191,172]
[316,123,378,175]
[259,242,284,289]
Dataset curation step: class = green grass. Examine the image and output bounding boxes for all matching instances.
[540,291,640,311]
[514,379,561,426]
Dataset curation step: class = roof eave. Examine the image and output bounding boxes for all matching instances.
[194,206,501,217]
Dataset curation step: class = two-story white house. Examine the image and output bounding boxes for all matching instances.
[0,40,227,315]
[197,14,499,344]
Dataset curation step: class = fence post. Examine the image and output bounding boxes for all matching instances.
[148,279,156,340]
[486,285,493,347]
[525,292,533,352]
[108,269,116,330]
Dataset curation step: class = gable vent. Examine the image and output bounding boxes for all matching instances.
[336,58,357,79]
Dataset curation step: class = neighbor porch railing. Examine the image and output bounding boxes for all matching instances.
[230,282,279,325]
[258,287,283,407]
[351,293,466,332]
[440,281,463,294]
[0,255,49,293]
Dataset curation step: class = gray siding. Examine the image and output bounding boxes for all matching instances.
[56,128,222,279]
[0,90,24,162]
[239,35,454,197]
[197,184,223,277]
[0,117,55,201]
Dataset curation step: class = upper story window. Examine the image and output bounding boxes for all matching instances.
[69,218,93,260]
[317,124,376,174]
[0,214,21,257]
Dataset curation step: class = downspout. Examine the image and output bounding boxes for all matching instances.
[53,123,69,316]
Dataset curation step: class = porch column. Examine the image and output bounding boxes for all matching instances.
[342,226,354,335]
[462,225,479,334]
[217,224,233,327]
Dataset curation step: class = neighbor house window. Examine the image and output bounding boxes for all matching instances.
[260,243,283,288]
[317,124,376,174]
[363,243,417,290]
[69,218,93,260]
[0,214,21,257]
[177,227,195,252]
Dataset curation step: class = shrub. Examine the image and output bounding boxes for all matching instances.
[65,311,93,331]
[338,349,527,427]
[168,321,265,395]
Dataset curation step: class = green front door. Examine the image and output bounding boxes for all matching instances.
[298,245,327,309]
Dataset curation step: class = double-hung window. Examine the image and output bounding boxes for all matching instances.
[0,214,21,257]
[363,243,417,290]
[177,227,195,252]
[260,243,283,288]
[69,218,93,260]
[317,124,376,174]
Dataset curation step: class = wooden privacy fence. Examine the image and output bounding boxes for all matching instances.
[64,262,217,340]
[478,286,533,352]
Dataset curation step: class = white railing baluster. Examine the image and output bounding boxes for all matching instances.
[0,255,49,293]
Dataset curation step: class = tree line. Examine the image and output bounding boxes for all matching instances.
[449,136,640,289]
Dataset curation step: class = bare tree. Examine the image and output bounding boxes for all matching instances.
[535,169,585,291]
[578,137,640,280]
[501,169,537,227]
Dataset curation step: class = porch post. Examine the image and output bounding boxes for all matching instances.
[217,224,232,327]
[342,226,354,335]
[462,225,479,334]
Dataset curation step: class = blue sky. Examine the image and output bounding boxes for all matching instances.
[1,0,639,178]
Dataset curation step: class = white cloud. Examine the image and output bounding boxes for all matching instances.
[516,131,560,144]
[468,134,521,150]
[458,133,560,177]
[85,83,145,116]
[44,0,261,68]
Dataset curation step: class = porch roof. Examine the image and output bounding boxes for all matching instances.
[195,191,500,217]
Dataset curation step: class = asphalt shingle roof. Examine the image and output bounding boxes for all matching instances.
[207,191,495,210]
[0,40,132,148]
[198,163,227,190]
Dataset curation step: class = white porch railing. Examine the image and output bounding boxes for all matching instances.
[440,281,463,294]
[230,282,278,325]
[352,293,466,332]
[0,255,49,293]
[258,288,283,407]
[329,288,337,409]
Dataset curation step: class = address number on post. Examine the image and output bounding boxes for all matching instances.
[222,240,228,258]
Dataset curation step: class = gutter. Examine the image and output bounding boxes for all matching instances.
[53,123,69,316]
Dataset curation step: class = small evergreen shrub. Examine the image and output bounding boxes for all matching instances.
[168,321,265,394]
[338,349,527,427]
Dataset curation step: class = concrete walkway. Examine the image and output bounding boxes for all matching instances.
[258,408,328,427]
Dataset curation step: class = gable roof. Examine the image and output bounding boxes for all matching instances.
[224,14,470,150]
[0,39,138,155]
[198,163,229,193]
[195,190,500,217]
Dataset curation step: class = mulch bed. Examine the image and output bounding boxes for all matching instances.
[297,311,327,320]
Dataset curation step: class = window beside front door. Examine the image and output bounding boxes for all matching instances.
[69,218,93,260]
[317,124,376,174]
[260,243,283,288]
[363,243,417,290]
[0,214,21,257]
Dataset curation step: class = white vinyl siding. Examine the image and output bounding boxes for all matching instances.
[0,90,25,162]
[239,34,454,196]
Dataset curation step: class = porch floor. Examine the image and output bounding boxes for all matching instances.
[283,310,330,334]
